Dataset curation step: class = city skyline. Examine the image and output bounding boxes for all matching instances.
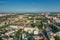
[0,0,60,13]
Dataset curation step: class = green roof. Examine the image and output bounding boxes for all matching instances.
[0,24,4,27]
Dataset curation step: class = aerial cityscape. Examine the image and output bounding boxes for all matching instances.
[0,0,60,40]
[0,13,60,40]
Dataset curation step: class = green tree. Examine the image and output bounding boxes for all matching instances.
[55,36,60,40]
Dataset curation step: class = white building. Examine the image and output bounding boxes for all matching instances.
[34,27,39,34]
[56,32,60,37]
[9,25,20,30]
[24,27,34,33]
[24,27,39,34]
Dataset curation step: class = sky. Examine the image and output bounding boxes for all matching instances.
[0,0,60,13]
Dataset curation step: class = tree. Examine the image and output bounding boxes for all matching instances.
[55,36,60,40]
[31,23,35,28]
